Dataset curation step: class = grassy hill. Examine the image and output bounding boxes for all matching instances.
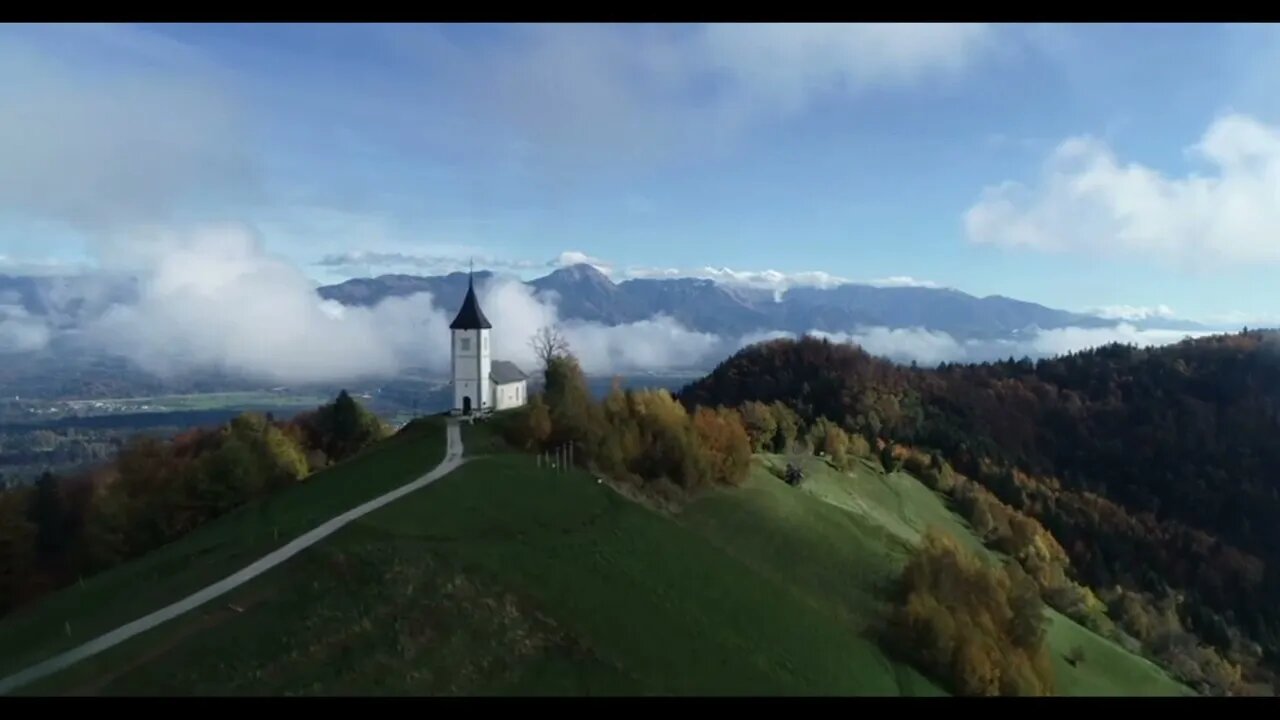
[1,418,1188,695]
[0,416,448,681]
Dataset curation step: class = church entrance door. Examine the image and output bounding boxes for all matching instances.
[463,396,472,415]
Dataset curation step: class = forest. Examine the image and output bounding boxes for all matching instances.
[677,330,1280,694]
[0,391,387,618]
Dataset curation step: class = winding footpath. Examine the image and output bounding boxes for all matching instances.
[0,420,466,696]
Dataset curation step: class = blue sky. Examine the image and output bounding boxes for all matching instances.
[2,23,1280,326]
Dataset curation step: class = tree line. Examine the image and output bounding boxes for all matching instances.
[498,352,754,496]
[0,391,387,617]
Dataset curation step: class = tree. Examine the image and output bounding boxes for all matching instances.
[887,529,1055,696]
[739,401,778,453]
[691,407,752,487]
[881,443,902,473]
[29,471,67,560]
[530,325,571,371]
[0,489,37,613]
[822,423,850,470]
[543,352,610,470]
[525,395,553,448]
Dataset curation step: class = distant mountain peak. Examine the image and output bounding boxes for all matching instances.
[542,263,614,286]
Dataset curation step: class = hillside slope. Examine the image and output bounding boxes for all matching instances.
[0,416,448,682]
[2,421,1185,696]
[677,332,1280,691]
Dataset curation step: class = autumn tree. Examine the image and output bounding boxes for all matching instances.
[821,423,850,471]
[739,401,778,453]
[887,529,1054,696]
[691,407,753,487]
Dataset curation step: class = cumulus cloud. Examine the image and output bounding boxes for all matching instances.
[966,113,1280,266]
[83,225,413,382]
[55,224,725,382]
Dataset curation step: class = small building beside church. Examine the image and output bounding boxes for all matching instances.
[449,273,529,416]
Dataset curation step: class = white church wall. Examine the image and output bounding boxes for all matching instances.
[492,380,527,412]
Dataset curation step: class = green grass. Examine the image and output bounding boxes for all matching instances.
[734,452,1188,697]
[5,418,1189,696]
[0,416,447,679]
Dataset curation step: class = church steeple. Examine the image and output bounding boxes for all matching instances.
[449,265,492,330]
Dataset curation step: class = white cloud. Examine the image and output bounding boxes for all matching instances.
[866,276,943,289]
[622,265,851,292]
[0,255,92,277]
[1088,304,1177,321]
[735,322,1209,368]
[60,224,726,382]
[1195,310,1280,329]
[315,250,542,276]
[551,251,613,275]
[0,32,252,234]
[83,225,407,382]
[10,221,1217,377]
[966,113,1280,266]
[699,23,994,114]
[395,23,998,177]
[811,327,964,366]
[0,305,52,353]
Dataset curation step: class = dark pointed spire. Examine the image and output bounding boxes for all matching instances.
[450,264,492,330]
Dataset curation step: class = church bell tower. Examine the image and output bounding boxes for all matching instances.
[449,267,492,415]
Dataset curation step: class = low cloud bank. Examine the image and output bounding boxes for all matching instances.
[0,225,1211,383]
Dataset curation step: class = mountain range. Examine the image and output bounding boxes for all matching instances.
[1,265,1212,356]
[316,263,1210,340]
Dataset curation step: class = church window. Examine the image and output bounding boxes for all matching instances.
[460,337,471,351]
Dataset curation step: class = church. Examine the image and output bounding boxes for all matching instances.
[449,272,529,416]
